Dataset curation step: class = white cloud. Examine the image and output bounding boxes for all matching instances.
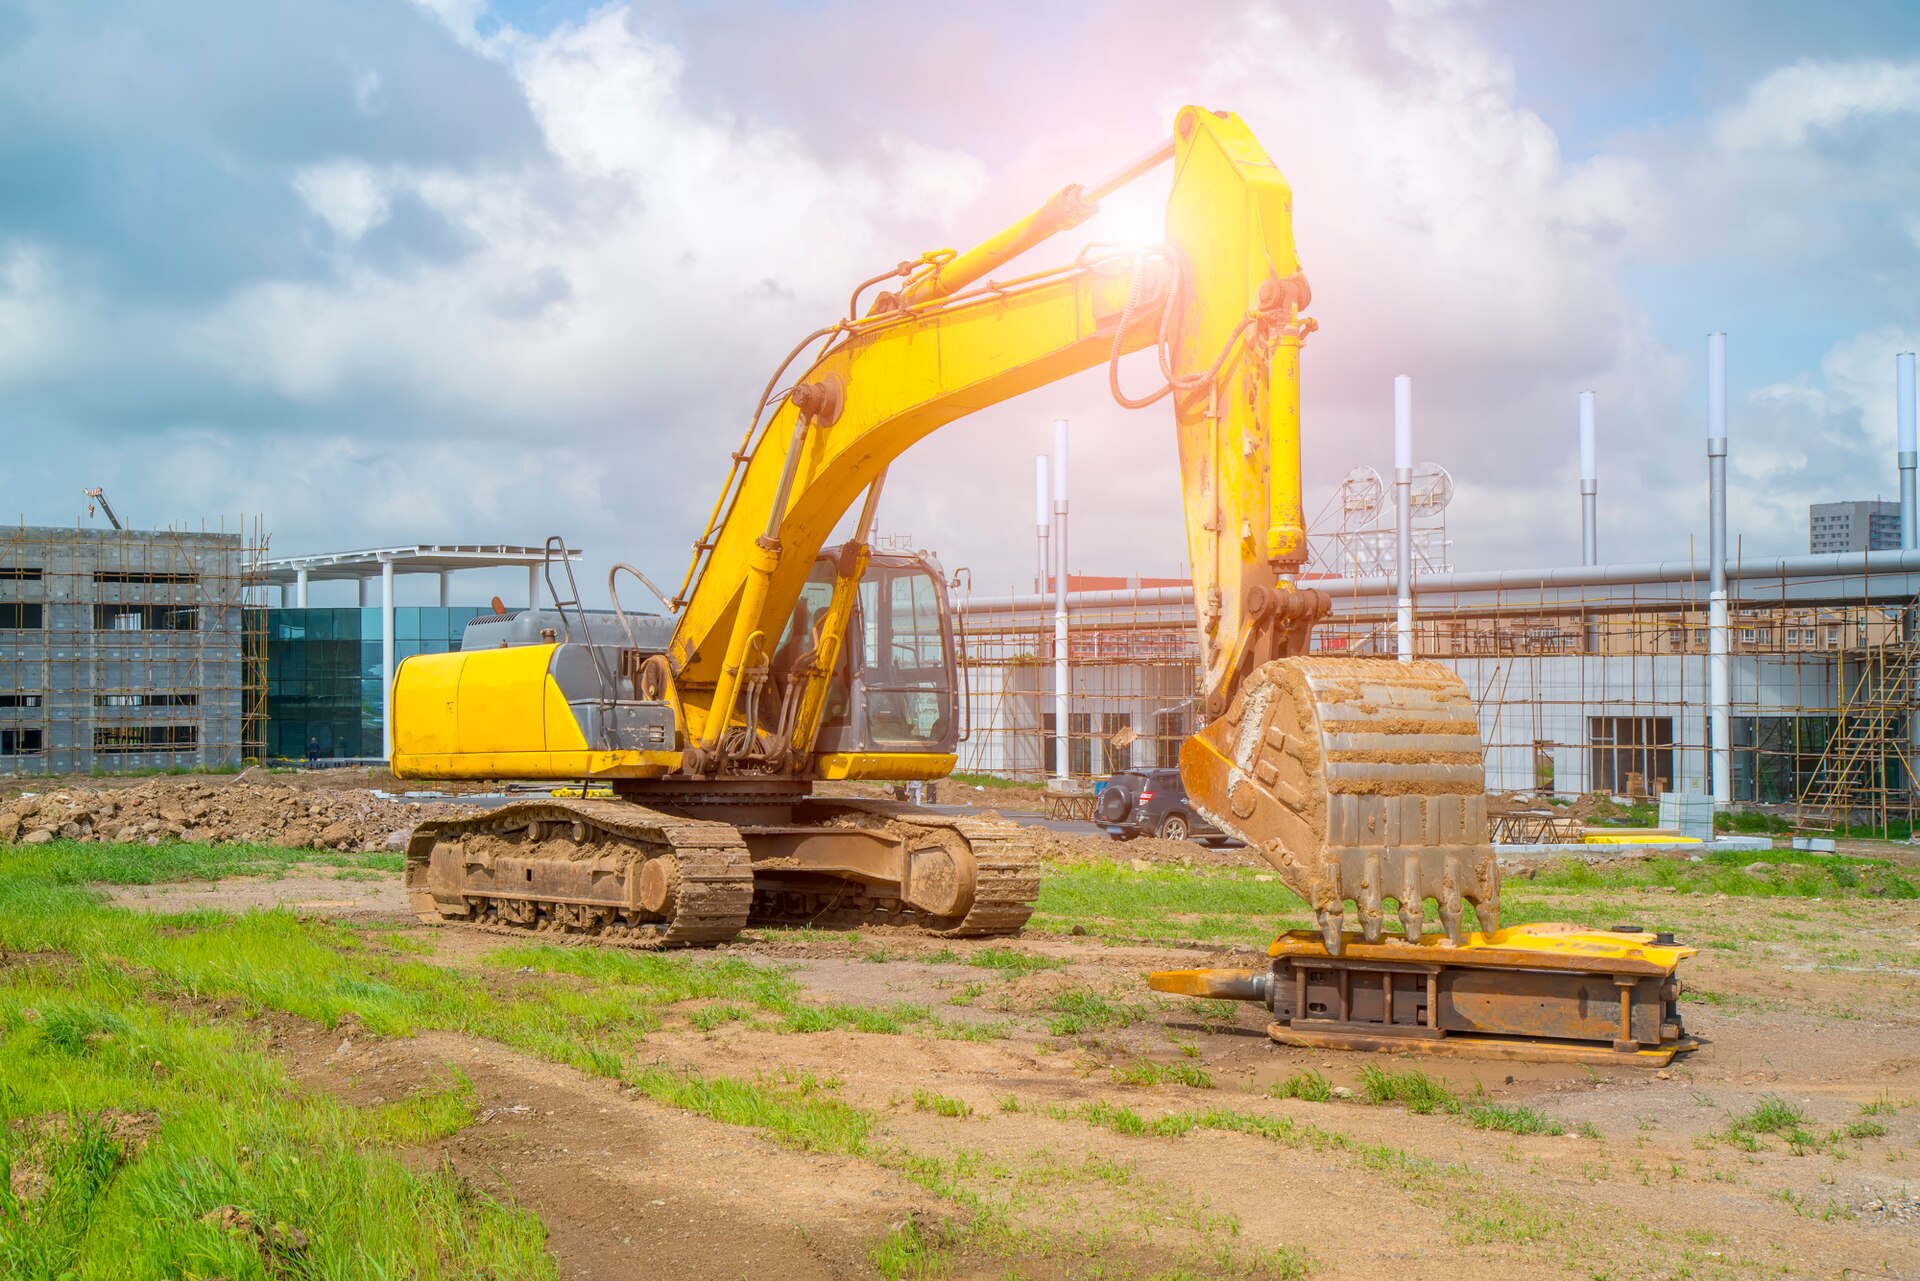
[291,161,393,240]
[1713,59,1920,150]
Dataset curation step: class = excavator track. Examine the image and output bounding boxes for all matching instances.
[745,803,1040,937]
[405,799,754,948]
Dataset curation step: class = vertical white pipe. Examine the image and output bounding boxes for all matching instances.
[381,558,396,762]
[1053,419,1071,780]
[1034,455,1050,594]
[1394,376,1414,663]
[358,575,372,608]
[295,566,309,608]
[437,572,450,608]
[1579,390,1598,566]
[528,564,540,610]
[1707,333,1731,807]
[1899,352,1916,549]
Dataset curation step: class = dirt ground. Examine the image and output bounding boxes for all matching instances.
[71,772,1920,1278]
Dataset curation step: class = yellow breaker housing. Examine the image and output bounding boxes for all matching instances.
[390,107,1694,1063]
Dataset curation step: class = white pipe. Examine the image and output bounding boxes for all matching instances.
[381,558,396,762]
[1052,419,1071,780]
[1900,352,1916,550]
[437,571,450,608]
[528,564,540,610]
[1034,454,1050,594]
[1708,333,1731,807]
[1579,390,1598,566]
[295,566,309,608]
[969,547,1920,615]
[1394,375,1413,663]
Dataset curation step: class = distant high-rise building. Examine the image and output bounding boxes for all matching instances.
[1809,500,1903,554]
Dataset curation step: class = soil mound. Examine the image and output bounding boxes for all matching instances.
[0,776,476,853]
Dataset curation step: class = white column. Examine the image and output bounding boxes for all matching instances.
[528,564,540,610]
[295,566,309,608]
[437,572,450,608]
[1394,375,1414,663]
[1034,455,1051,596]
[358,575,372,608]
[1707,333,1731,807]
[381,558,396,762]
[1579,390,1598,565]
[278,583,290,608]
[1899,352,1916,549]
[1052,418,1070,781]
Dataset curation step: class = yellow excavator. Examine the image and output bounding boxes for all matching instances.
[392,107,1693,1064]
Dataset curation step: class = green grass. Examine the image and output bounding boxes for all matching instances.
[1032,863,1304,946]
[910,1089,974,1119]
[1042,990,1156,1037]
[1514,847,1916,902]
[1718,1096,1816,1152]
[963,946,1067,978]
[1268,1070,1333,1102]
[1357,1065,1461,1115]
[0,959,551,1279]
[1111,1060,1215,1090]
[1464,1103,1564,1136]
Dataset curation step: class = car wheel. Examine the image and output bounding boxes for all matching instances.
[1158,813,1190,841]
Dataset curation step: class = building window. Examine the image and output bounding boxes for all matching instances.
[94,604,197,631]
[1754,627,1772,645]
[0,694,41,708]
[94,693,198,708]
[1691,628,1706,645]
[0,567,43,581]
[1739,627,1756,644]
[0,603,43,629]
[93,725,198,752]
[0,728,43,755]
[93,571,198,585]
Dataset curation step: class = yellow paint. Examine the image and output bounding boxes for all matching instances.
[1581,831,1703,845]
[1269,922,1696,972]
[815,752,957,781]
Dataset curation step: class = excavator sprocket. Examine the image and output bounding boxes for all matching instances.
[745,803,1041,936]
[1182,657,1501,953]
[404,799,755,948]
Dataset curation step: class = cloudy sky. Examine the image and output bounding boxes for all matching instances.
[5,0,1920,606]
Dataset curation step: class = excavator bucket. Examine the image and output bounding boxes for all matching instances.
[1170,655,1696,1064]
[1181,657,1500,952]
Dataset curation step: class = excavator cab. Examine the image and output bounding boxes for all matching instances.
[790,550,959,760]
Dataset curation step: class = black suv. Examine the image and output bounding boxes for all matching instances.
[1095,767,1223,842]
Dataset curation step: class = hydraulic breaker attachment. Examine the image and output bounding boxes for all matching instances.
[1150,924,1697,1066]
[1182,657,1501,953]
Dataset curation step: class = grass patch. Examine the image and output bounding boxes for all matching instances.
[1268,1070,1333,1102]
[1111,1059,1215,1090]
[963,947,1067,978]
[1357,1065,1461,1115]
[1042,990,1155,1037]
[910,1089,973,1119]
[1464,1103,1564,1136]
[1719,1095,1816,1152]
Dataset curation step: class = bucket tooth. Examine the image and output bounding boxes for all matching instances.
[1318,906,1344,954]
[1357,852,1385,944]
[1397,859,1425,941]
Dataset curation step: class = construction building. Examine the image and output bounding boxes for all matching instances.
[0,522,267,775]
[1809,500,1902,554]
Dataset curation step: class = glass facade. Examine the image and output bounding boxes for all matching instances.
[265,607,485,760]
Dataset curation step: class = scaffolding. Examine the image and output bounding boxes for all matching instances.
[954,570,1920,833]
[0,517,270,775]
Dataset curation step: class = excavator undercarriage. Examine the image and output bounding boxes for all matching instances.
[404,795,1040,947]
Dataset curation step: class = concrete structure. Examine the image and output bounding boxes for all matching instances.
[1809,501,1902,555]
[265,544,578,761]
[0,525,254,774]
